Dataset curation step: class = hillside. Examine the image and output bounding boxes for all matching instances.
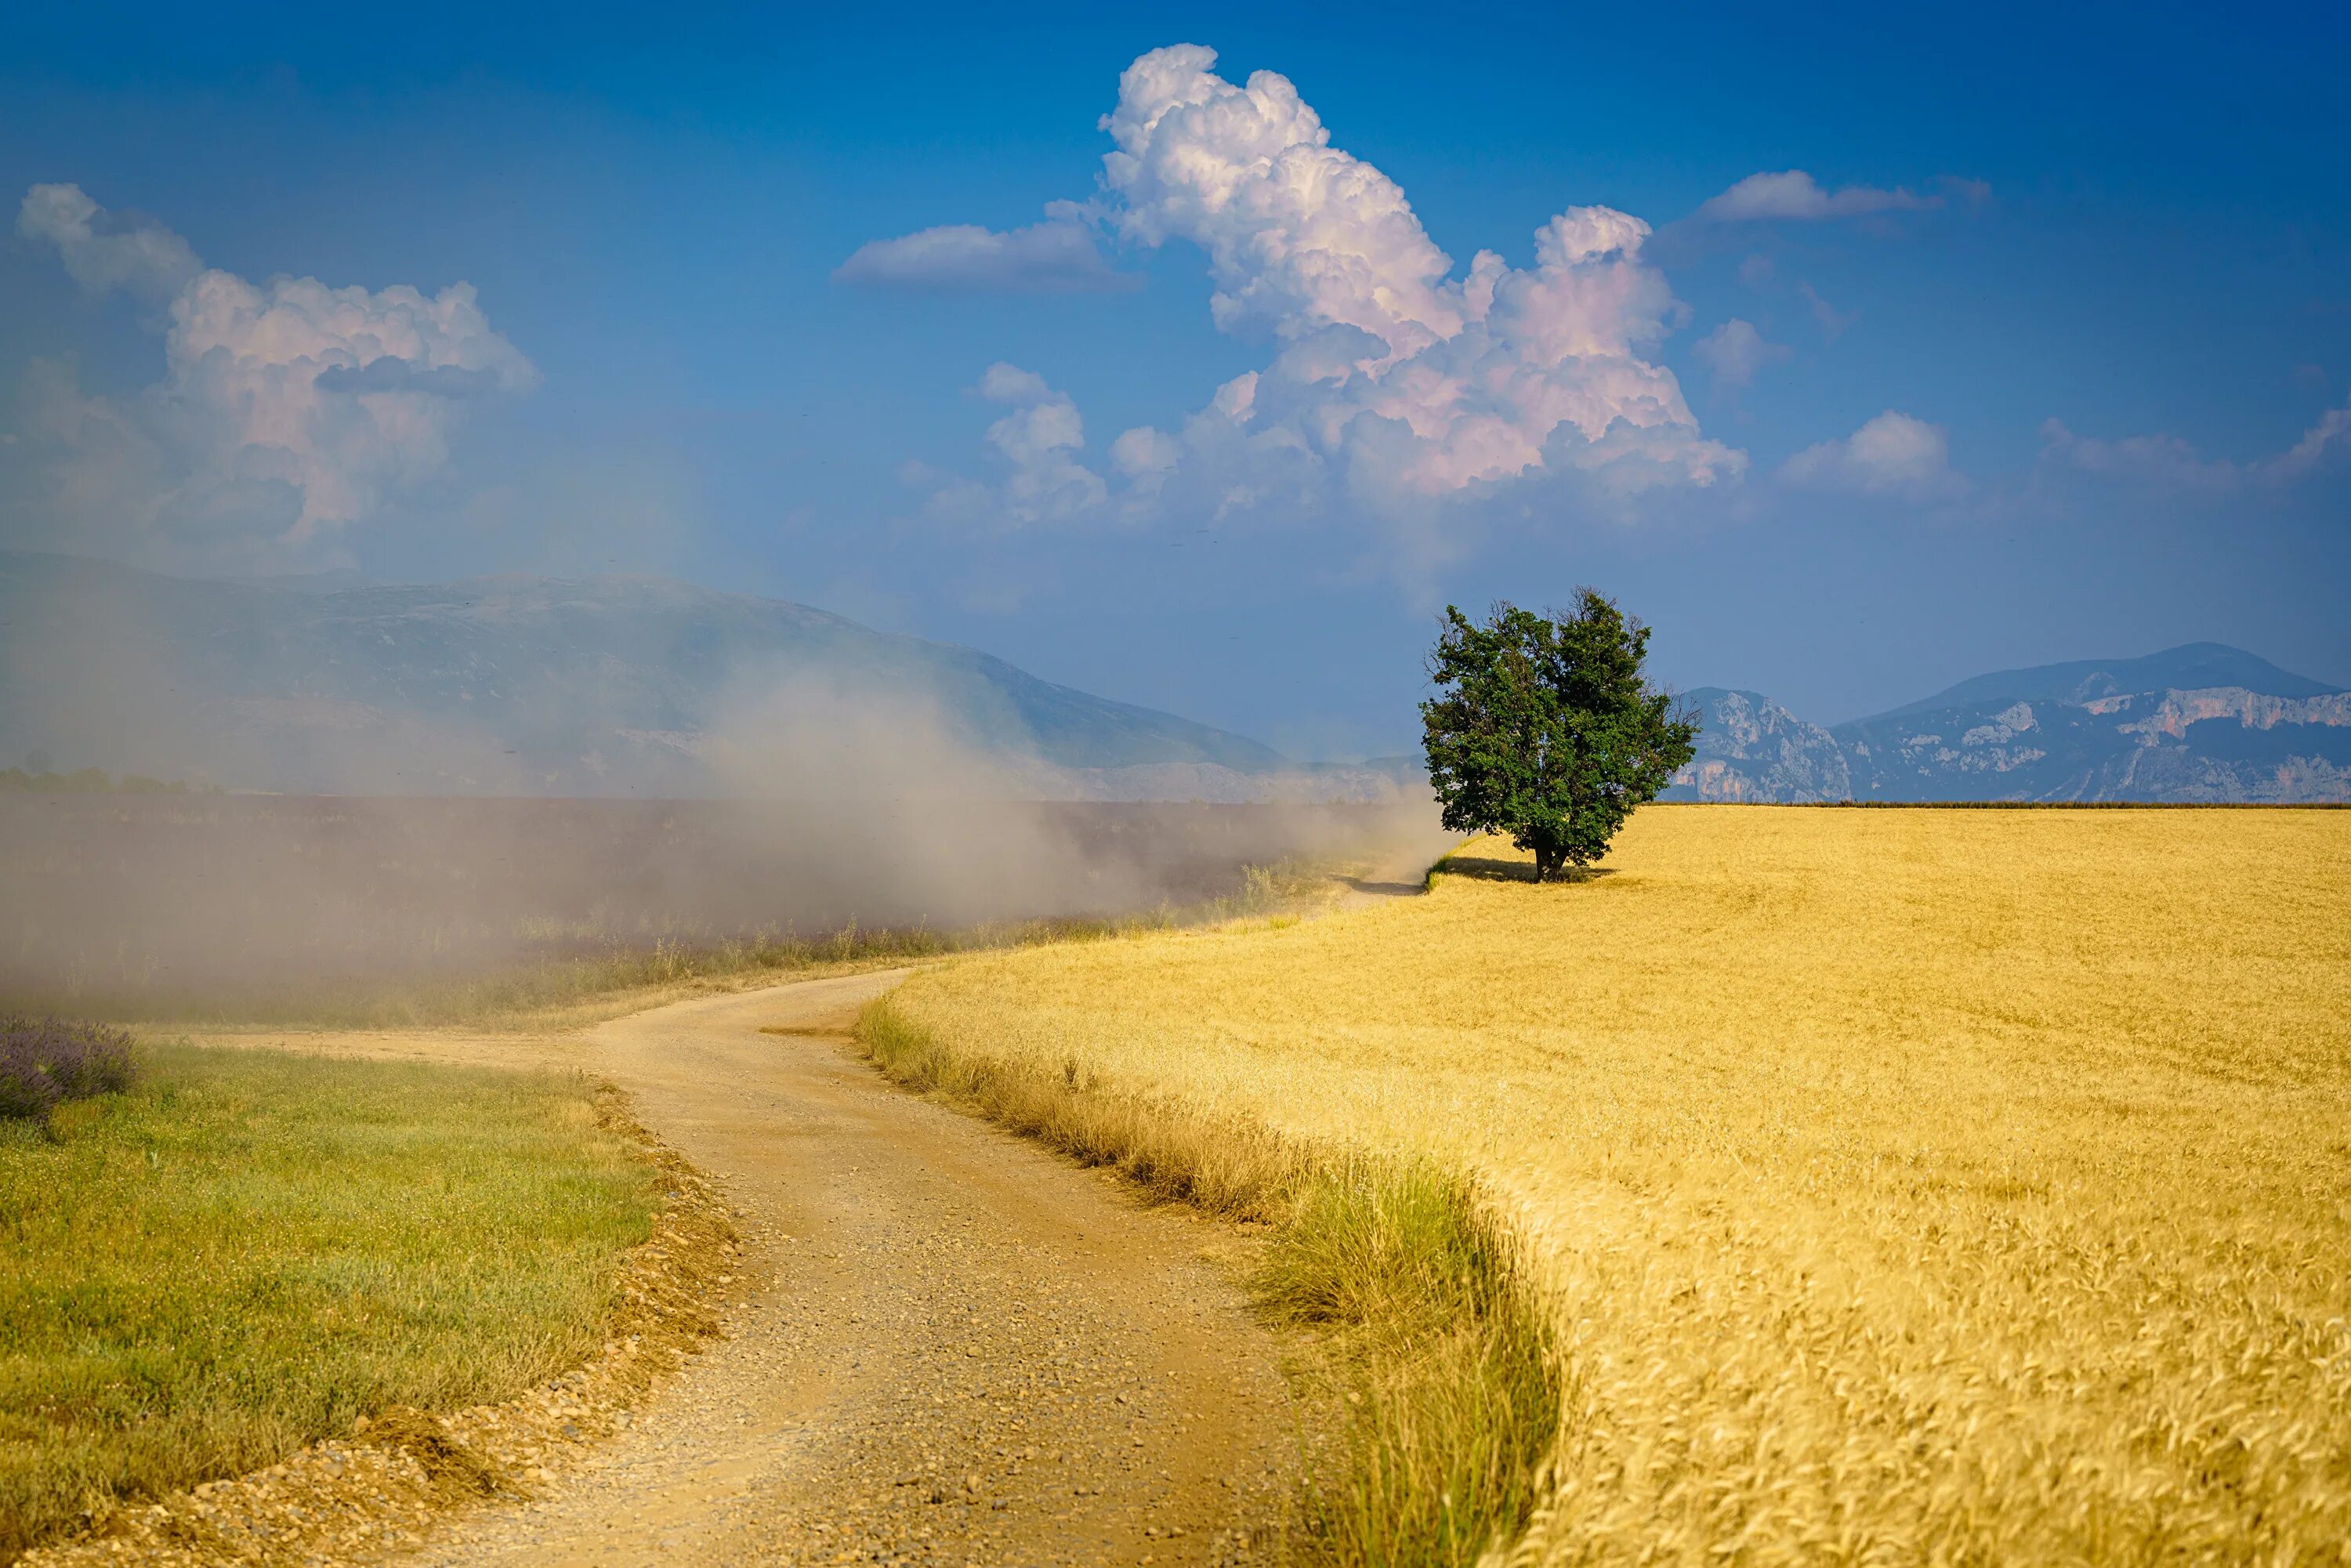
[0,551,1353,798]
[1666,645,2350,803]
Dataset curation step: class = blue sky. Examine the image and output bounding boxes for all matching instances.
[4,1,2346,756]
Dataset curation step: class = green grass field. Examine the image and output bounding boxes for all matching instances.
[0,1041,659,1558]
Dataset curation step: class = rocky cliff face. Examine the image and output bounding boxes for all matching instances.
[1834,646,2351,802]
[1664,646,2349,804]
[1663,689,1853,802]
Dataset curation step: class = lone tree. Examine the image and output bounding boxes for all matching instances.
[1422,592,1698,882]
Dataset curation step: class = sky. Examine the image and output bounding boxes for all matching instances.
[3,1,2347,759]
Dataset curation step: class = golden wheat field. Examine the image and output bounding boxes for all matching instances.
[886,806,2351,1565]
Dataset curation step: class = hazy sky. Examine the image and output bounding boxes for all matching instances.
[4,2,2347,757]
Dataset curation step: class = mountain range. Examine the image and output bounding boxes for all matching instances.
[1665,645,2351,804]
[5,551,2343,803]
[0,550,1388,801]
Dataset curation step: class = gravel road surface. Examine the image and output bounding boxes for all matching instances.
[393,972,1306,1568]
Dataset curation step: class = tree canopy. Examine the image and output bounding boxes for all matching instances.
[1421,592,1698,882]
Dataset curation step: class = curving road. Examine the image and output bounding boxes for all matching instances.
[396,971,1305,1568]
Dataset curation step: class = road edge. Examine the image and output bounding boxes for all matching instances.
[852,995,1561,1567]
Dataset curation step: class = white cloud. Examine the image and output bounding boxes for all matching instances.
[1110,425,1180,478]
[2266,399,2351,481]
[16,182,200,301]
[1692,319,1789,390]
[1099,46,1467,357]
[1799,281,1857,339]
[2037,400,2351,491]
[918,45,1741,537]
[1694,169,1936,224]
[927,363,1107,526]
[834,205,1136,293]
[12,184,535,567]
[2036,418,2240,492]
[1780,410,1964,499]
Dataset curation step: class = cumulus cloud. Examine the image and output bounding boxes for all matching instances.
[923,45,1741,540]
[834,205,1137,293]
[11,184,535,567]
[1780,410,1964,499]
[2268,400,2351,480]
[2036,419,2239,492]
[1109,424,1180,478]
[1694,169,1937,224]
[926,364,1107,526]
[16,182,201,301]
[1691,319,1790,390]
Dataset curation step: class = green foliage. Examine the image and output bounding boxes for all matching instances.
[1421,592,1697,880]
[0,1042,656,1555]
[0,766,211,794]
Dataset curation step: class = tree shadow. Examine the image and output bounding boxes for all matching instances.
[1335,874,1428,899]
[1440,856,1617,885]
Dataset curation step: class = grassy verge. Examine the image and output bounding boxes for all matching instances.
[0,1040,661,1559]
[854,998,1559,1566]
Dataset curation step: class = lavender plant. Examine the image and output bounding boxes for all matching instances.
[0,1018,136,1122]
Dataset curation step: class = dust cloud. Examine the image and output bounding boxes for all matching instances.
[1,650,1442,1016]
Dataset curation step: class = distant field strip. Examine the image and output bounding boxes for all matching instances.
[884,806,2351,1563]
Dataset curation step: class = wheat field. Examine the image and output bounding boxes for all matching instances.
[883,806,2351,1564]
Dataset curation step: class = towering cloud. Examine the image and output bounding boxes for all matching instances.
[13,184,536,567]
[1097,46,1738,509]
[927,45,1741,538]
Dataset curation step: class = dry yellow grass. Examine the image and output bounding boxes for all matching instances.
[886,806,2351,1564]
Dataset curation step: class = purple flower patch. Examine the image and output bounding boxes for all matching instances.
[0,1018,137,1123]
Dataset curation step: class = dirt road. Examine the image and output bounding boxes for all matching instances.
[395,971,1306,1568]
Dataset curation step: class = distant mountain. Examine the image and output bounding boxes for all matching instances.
[1862,644,2342,720]
[0,551,1408,799]
[1666,690,1852,802]
[1665,645,2351,804]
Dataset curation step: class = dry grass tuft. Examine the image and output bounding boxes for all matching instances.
[883,806,2351,1564]
[1257,1158,1559,1566]
[858,994,1303,1219]
[856,998,1559,1565]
